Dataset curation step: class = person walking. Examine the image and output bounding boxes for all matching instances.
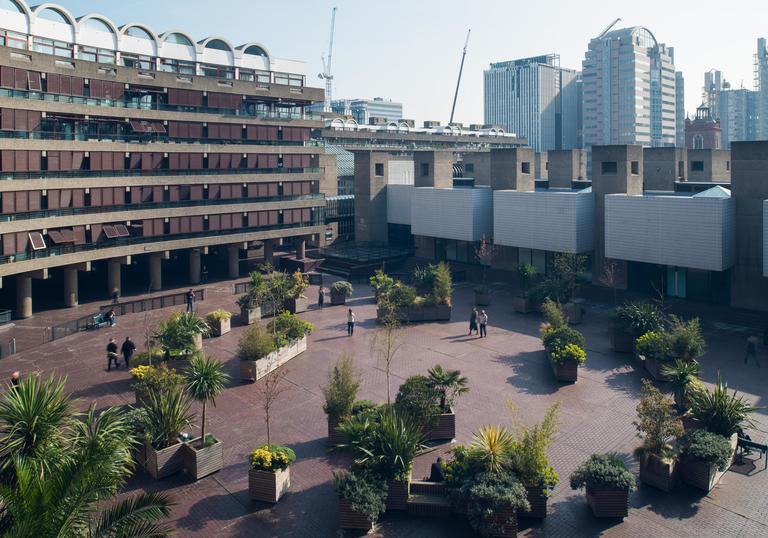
[186,288,195,313]
[478,309,488,338]
[121,336,136,368]
[469,307,478,336]
[201,265,209,284]
[106,338,119,371]
[318,287,325,310]
[347,308,356,336]
[745,335,761,367]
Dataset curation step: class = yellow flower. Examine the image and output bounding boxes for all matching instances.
[130,365,152,380]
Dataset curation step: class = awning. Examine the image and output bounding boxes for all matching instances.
[102,225,118,239]
[129,120,166,134]
[48,229,75,244]
[28,232,46,251]
[114,224,130,237]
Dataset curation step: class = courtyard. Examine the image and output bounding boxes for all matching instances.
[0,277,766,537]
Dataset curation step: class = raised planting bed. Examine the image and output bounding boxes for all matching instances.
[512,296,532,314]
[611,330,635,353]
[338,499,376,531]
[491,506,518,537]
[144,441,185,480]
[548,353,579,383]
[240,336,307,382]
[639,453,677,492]
[585,487,629,518]
[386,475,410,511]
[208,317,231,337]
[327,416,348,447]
[424,409,456,441]
[519,485,548,519]
[240,306,261,326]
[249,467,291,503]
[680,433,737,492]
[643,356,672,382]
[377,305,452,323]
[134,387,150,407]
[330,290,347,305]
[183,436,224,480]
[285,296,309,314]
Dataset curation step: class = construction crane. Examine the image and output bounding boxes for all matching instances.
[318,7,338,113]
[597,18,621,39]
[449,28,471,126]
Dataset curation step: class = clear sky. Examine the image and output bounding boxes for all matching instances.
[56,0,768,126]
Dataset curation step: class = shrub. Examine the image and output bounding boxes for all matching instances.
[432,262,453,306]
[551,253,587,304]
[153,311,210,353]
[412,264,438,293]
[249,444,296,471]
[267,311,314,341]
[667,316,706,361]
[237,324,277,361]
[130,349,165,367]
[370,269,395,302]
[122,406,150,444]
[290,270,309,299]
[461,470,530,537]
[516,262,536,297]
[351,399,377,416]
[238,271,268,309]
[352,408,424,481]
[394,375,441,428]
[541,325,586,354]
[687,373,759,437]
[662,359,702,409]
[130,364,184,395]
[334,469,387,523]
[470,424,515,473]
[635,331,670,362]
[550,343,586,365]
[612,301,665,337]
[322,353,361,422]
[541,299,566,329]
[426,365,469,411]
[634,379,683,458]
[569,453,636,491]
[205,309,232,324]
[143,386,194,450]
[329,280,354,297]
[684,429,733,471]
[386,282,417,310]
[509,401,560,494]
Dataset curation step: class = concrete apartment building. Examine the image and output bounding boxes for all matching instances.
[582,27,678,150]
[0,0,332,318]
[758,38,768,140]
[484,55,581,152]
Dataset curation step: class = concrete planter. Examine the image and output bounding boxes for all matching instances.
[386,473,410,511]
[209,317,231,337]
[192,333,203,352]
[425,409,456,441]
[585,487,629,518]
[378,305,452,323]
[249,467,291,503]
[330,290,347,305]
[548,352,578,383]
[285,296,309,314]
[564,302,584,325]
[327,416,349,447]
[642,355,672,382]
[183,437,223,480]
[338,499,376,531]
[240,336,307,382]
[490,506,518,537]
[474,289,490,306]
[680,433,737,492]
[240,306,261,325]
[519,485,548,519]
[612,330,635,353]
[639,452,678,492]
[512,296,531,314]
[144,441,185,480]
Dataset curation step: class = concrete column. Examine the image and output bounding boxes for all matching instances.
[63,268,78,307]
[16,275,32,319]
[149,255,162,291]
[296,237,306,260]
[263,239,274,264]
[189,249,201,284]
[227,246,239,279]
[108,260,121,298]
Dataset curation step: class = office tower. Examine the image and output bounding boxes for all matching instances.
[675,71,685,147]
[757,38,768,139]
[704,69,759,148]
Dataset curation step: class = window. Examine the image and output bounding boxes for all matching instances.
[0,29,27,50]
[521,162,530,174]
[201,64,234,79]
[37,7,69,23]
[159,58,195,75]
[273,72,303,87]
[420,163,429,177]
[601,161,618,174]
[690,161,704,172]
[121,53,154,70]
[83,18,114,34]
[239,69,270,83]
[678,161,685,178]
[375,163,384,176]
[78,45,115,64]
[205,39,230,51]
[726,161,730,171]
[630,161,639,175]
[32,37,73,58]
[125,26,153,40]
[164,33,193,46]
[244,45,268,57]
[693,134,704,149]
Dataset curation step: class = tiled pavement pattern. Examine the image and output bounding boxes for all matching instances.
[0,279,767,537]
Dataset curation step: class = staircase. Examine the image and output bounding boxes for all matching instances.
[404,480,452,517]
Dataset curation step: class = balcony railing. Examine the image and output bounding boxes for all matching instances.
[0,166,323,181]
[0,218,323,266]
[0,88,323,121]
[0,193,325,223]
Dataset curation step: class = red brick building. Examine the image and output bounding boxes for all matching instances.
[685,104,722,149]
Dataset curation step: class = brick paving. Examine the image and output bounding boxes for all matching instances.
[0,277,766,537]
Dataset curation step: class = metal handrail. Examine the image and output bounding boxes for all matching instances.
[0,129,319,146]
[0,166,323,181]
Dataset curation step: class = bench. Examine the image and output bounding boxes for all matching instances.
[89,313,110,329]
[737,437,768,470]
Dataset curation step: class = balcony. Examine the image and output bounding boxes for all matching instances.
[605,186,735,272]
[411,186,492,242]
[1,166,323,182]
[493,188,594,254]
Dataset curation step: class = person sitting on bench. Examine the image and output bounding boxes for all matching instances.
[105,308,117,327]
[428,457,445,482]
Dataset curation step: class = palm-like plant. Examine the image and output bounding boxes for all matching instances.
[185,355,229,447]
[661,359,701,409]
[470,425,515,473]
[355,408,424,481]
[143,386,194,449]
[0,377,173,536]
[153,311,210,355]
[687,373,761,437]
[427,365,469,411]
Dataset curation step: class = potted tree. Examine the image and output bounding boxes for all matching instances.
[611,301,665,353]
[474,236,497,306]
[249,444,296,502]
[286,270,309,314]
[636,331,672,381]
[322,353,361,446]
[142,386,194,480]
[513,262,536,313]
[540,300,586,383]
[394,375,442,439]
[153,311,210,358]
[661,359,703,411]
[183,355,229,479]
[329,280,354,305]
[552,253,587,325]
[634,380,683,492]
[667,316,706,362]
[335,469,387,531]
[679,429,734,492]
[205,309,232,337]
[238,271,267,325]
[570,454,636,518]
[426,365,469,441]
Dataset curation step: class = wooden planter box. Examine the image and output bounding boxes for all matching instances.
[183,437,224,480]
[193,333,203,352]
[132,440,147,468]
[144,441,185,480]
[548,353,578,383]
[240,336,307,382]
[643,356,671,382]
[240,306,261,325]
[338,499,375,531]
[330,290,348,305]
[681,434,737,492]
[585,487,629,518]
[209,317,231,337]
[134,387,150,407]
[249,467,291,503]
[564,302,584,325]
[490,506,518,537]
[386,475,410,511]
[639,453,678,492]
[285,296,309,314]
[327,416,349,446]
[474,289,490,306]
[378,305,452,323]
[519,485,548,519]
[512,296,531,314]
[425,409,456,441]
[612,330,635,353]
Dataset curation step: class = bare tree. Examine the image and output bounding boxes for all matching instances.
[256,367,291,446]
[370,307,405,405]
[474,235,498,288]
[598,260,620,305]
